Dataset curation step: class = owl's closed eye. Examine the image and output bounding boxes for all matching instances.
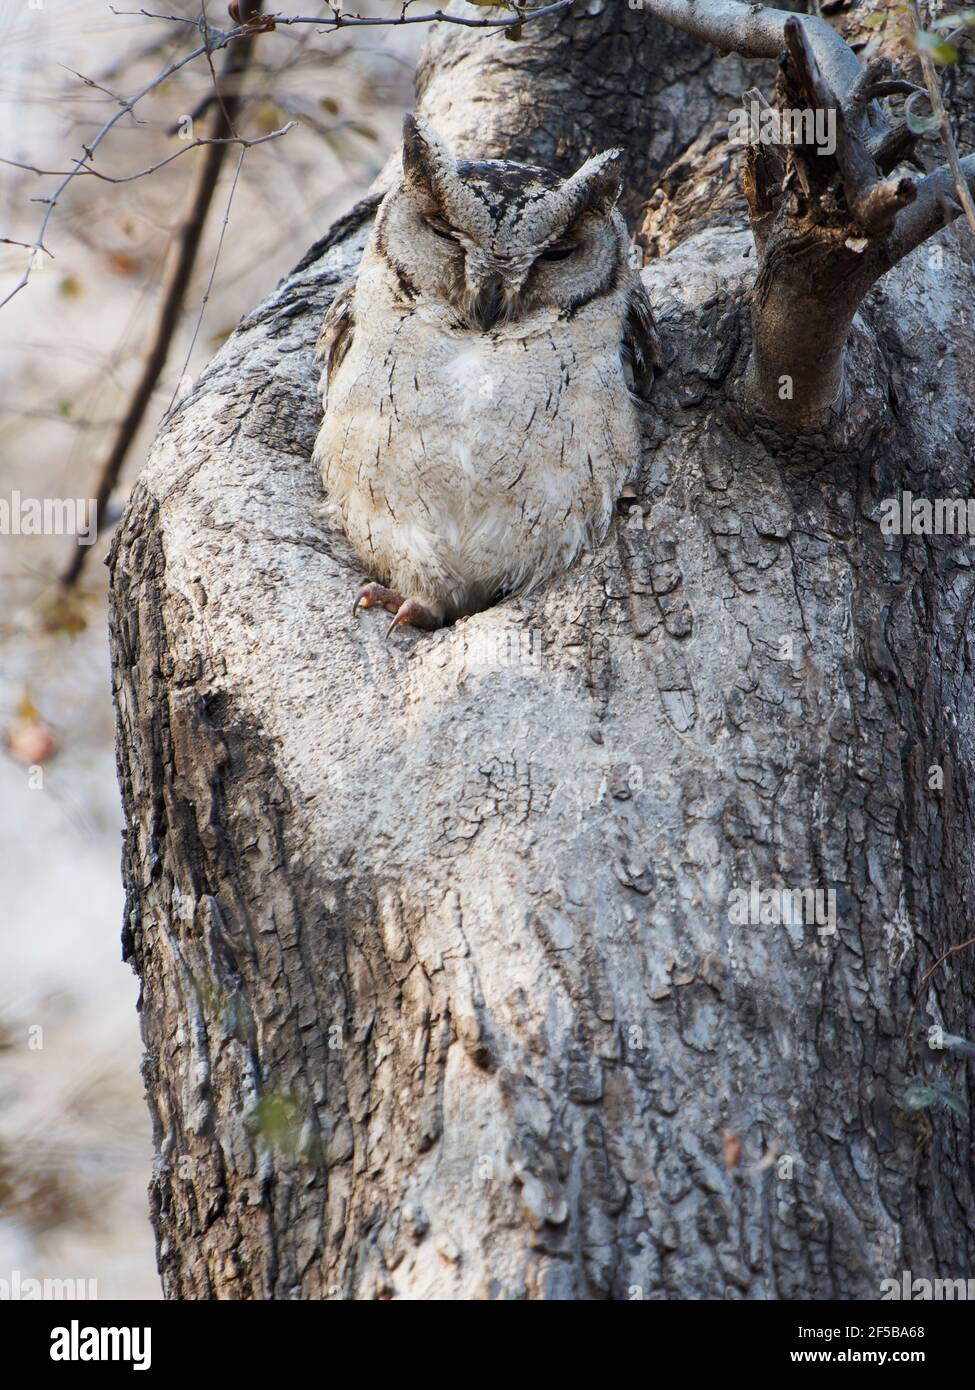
[333,115,660,391]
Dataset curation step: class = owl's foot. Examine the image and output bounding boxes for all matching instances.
[352,583,441,638]
[353,582,403,618]
[385,597,441,639]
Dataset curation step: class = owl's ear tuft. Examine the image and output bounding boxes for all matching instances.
[563,148,625,221]
[401,114,455,200]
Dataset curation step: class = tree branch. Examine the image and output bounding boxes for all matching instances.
[635,0,971,427]
[888,153,975,262]
[632,0,864,114]
[2,2,575,312]
[0,38,223,311]
[784,19,916,235]
[60,0,268,588]
[1,125,295,187]
[910,2,975,239]
[638,0,974,258]
[114,1,576,35]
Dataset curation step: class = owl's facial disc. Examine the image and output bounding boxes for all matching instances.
[382,116,627,331]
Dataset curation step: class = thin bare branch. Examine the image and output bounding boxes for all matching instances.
[201,0,238,137]
[2,1,574,311]
[858,78,925,103]
[56,63,135,110]
[910,3,975,238]
[0,38,224,310]
[0,238,53,256]
[113,1,575,35]
[1,124,295,187]
[60,0,267,587]
[166,148,247,417]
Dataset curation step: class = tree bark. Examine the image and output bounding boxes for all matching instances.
[109,0,975,1299]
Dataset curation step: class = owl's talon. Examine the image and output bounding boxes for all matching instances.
[353,584,439,636]
[353,582,404,618]
[385,598,441,639]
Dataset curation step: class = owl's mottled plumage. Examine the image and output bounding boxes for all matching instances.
[314,115,659,633]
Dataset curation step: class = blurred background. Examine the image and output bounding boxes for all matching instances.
[0,0,420,1298]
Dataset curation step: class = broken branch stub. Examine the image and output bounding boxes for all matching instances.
[743,18,922,427]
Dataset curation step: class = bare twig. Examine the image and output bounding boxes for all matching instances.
[2,124,295,186]
[60,0,267,587]
[201,0,238,136]
[0,238,53,256]
[910,3,975,238]
[113,2,575,34]
[0,39,220,310]
[3,2,574,312]
[906,935,975,1044]
[56,63,137,111]
[167,147,247,416]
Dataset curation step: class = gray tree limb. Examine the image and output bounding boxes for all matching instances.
[637,0,975,425]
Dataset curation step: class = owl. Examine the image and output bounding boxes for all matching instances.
[314,115,659,636]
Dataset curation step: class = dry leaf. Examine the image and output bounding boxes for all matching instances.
[16,693,40,724]
[255,103,283,133]
[105,251,141,277]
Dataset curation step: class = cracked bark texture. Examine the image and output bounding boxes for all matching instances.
[109,0,975,1299]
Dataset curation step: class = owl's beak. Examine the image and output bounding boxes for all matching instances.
[472,275,504,332]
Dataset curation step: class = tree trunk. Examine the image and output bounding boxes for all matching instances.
[109,1,975,1299]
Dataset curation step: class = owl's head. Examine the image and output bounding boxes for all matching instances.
[372,115,629,331]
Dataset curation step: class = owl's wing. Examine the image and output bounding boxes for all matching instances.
[621,280,661,399]
[315,282,356,399]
